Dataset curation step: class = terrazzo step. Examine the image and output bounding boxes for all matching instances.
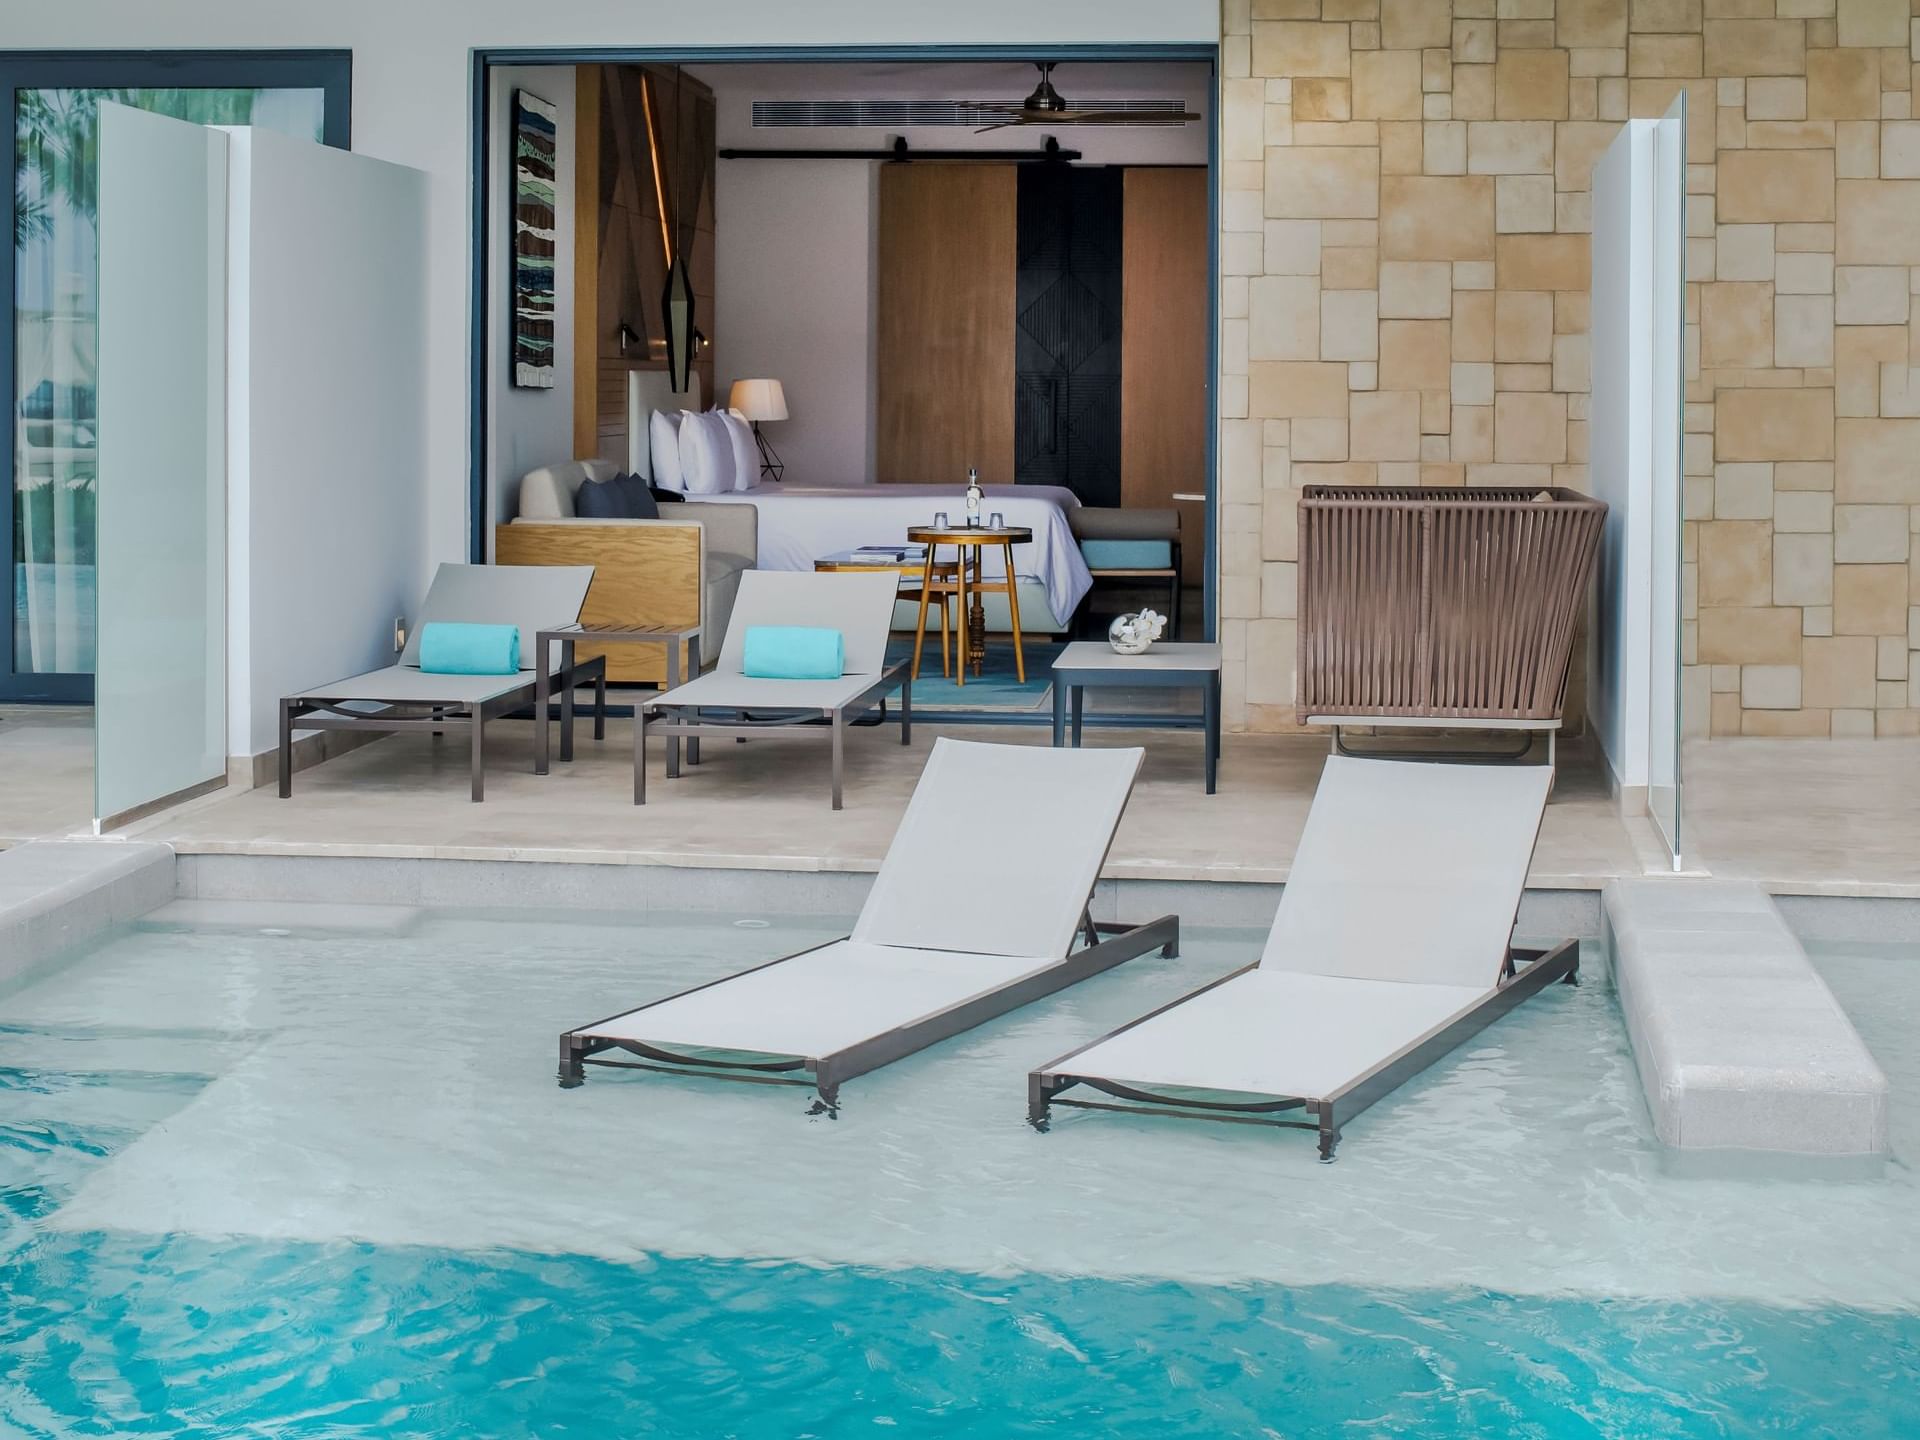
[0,841,175,988]
[1606,879,1888,1161]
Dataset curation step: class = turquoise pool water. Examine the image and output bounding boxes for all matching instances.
[3,910,1917,1436]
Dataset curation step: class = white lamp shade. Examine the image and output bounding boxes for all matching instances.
[728,377,788,423]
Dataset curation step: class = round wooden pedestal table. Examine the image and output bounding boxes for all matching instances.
[904,524,1034,686]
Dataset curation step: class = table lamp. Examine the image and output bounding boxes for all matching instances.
[728,378,788,481]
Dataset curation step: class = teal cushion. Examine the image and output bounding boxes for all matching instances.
[418,622,521,675]
[1080,539,1172,571]
[743,626,845,680]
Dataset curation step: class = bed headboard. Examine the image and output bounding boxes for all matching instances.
[617,369,704,479]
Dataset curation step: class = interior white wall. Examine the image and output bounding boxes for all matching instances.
[1587,121,1654,802]
[487,66,576,541]
[5,2,1218,561]
[706,59,1212,484]
[225,128,431,759]
[715,161,876,484]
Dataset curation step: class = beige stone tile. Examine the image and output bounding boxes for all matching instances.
[1833,563,1910,633]
[1352,49,1422,120]
[1378,261,1452,318]
[1718,150,1838,223]
[1466,120,1556,173]
[1380,175,1497,259]
[1452,291,1496,360]
[1320,245,1380,288]
[1702,282,1776,368]
[1496,361,1554,390]
[1716,387,1837,461]
[1699,605,1805,662]
[1836,181,1920,263]
[1746,77,1809,121]
[1320,288,1379,361]
[1293,415,1350,461]
[1776,461,1837,490]
[1634,0,1704,33]
[1294,120,1383,147]
[1884,122,1920,178]
[1701,520,1775,606]
[1265,219,1323,275]
[1249,276,1322,361]
[1451,360,1497,406]
[1704,19,1808,77]
[1293,78,1353,122]
[1378,318,1453,390]
[1347,361,1378,391]
[1629,34,1705,78]
[1453,17,1497,64]
[1495,290,1555,361]
[1322,219,1381,246]
[1553,333,1592,393]
[1835,0,1908,48]
[1450,404,1496,461]
[1555,291,1591,334]
[1836,417,1920,500]
[1248,361,1353,418]
[1803,604,1835,636]
[1253,21,1353,78]
[1744,119,1838,150]
[1380,120,1425,175]
[1495,233,1592,290]
[1494,49,1570,120]
[1775,293,1836,367]
[1382,0,1451,49]
[1806,47,1882,120]
[1265,148,1381,219]
[1349,390,1422,461]
[1775,250,1834,293]
[1492,390,1568,463]
[1560,0,1629,47]
[1741,663,1803,709]
[1552,121,1621,195]
[1715,224,1776,282]
[1837,121,1880,179]
[1836,324,1908,414]
[1775,489,1836,531]
[1835,266,1912,324]
[1451,64,1495,120]
[1424,120,1469,174]
[1774,531,1837,604]
[1741,708,1836,737]
[1880,634,1912,680]
[1834,503,1913,560]
[1715,462,1776,518]
[1495,174,1557,231]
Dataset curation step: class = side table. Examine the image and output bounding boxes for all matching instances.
[535,625,702,797]
[1049,641,1223,794]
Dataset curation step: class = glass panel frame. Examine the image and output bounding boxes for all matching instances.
[1647,97,1687,871]
[1,51,350,704]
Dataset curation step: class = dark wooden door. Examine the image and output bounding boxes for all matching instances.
[1014,165,1123,505]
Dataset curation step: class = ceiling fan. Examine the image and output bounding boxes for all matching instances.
[973,62,1199,133]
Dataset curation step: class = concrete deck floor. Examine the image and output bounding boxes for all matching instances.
[6,707,1914,896]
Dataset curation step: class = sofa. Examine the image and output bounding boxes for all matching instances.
[494,459,757,685]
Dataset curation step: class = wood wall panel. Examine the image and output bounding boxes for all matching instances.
[1121,167,1209,582]
[876,164,1016,485]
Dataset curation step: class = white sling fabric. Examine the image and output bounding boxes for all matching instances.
[396,562,594,672]
[716,570,898,677]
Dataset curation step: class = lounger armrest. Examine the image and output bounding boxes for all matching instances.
[677,502,758,566]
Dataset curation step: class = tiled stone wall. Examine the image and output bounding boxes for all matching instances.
[1217,0,1920,740]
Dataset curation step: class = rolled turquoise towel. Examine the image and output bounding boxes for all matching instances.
[743,626,845,680]
[418,622,521,675]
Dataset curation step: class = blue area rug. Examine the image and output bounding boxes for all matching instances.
[886,636,1058,712]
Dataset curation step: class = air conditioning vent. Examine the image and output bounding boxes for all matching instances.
[751,99,1190,129]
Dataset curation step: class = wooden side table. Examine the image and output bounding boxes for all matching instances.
[535,624,701,799]
[813,548,959,678]
[904,524,1033,685]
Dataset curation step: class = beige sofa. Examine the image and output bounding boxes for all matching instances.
[496,459,757,685]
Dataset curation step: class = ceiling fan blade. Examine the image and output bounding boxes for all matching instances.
[1050,109,1199,125]
[972,121,1020,134]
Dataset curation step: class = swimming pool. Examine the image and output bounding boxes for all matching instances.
[4,907,1917,1436]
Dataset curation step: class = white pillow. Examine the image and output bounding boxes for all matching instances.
[720,409,760,491]
[678,411,733,496]
[649,410,685,492]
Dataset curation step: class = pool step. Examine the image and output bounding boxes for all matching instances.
[1606,879,1888,1161]
[0,841,174,991]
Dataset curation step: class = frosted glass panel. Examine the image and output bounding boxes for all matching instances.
[1647,99,1686,869]
[93,104,226,824]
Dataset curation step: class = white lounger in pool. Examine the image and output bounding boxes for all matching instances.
[1028,755,1577,1159]
[560,738,1178,1111]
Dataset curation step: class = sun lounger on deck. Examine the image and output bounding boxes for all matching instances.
[560,737,1178,1112]
[637,569,909,810]
[1028,755,1577,1159]
[279,562,599,802]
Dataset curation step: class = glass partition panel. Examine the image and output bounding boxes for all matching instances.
[92,104,228,825]
[1647,97,1687,870]
[11,83,323,693]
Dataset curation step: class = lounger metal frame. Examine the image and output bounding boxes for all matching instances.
[561,910,1180,1113]
[636,662,911,810]
[1026,937,1578,1160]
[279,653,606,804]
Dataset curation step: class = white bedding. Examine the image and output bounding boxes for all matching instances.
[694,483,1093,624]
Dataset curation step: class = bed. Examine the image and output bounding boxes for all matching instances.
[624,372,1091,633]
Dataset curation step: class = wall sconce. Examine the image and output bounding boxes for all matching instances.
[617,321,642,356]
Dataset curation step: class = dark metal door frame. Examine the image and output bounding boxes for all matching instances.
[468,43,1222,652]
[0,49,351,704]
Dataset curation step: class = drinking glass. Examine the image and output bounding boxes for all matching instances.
[989,512,1005,529]
[933,511,949,528]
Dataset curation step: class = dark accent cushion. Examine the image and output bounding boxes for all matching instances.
[614,473,659,518]
[575,475,629,519]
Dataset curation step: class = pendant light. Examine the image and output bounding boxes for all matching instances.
[662,64,696,394]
